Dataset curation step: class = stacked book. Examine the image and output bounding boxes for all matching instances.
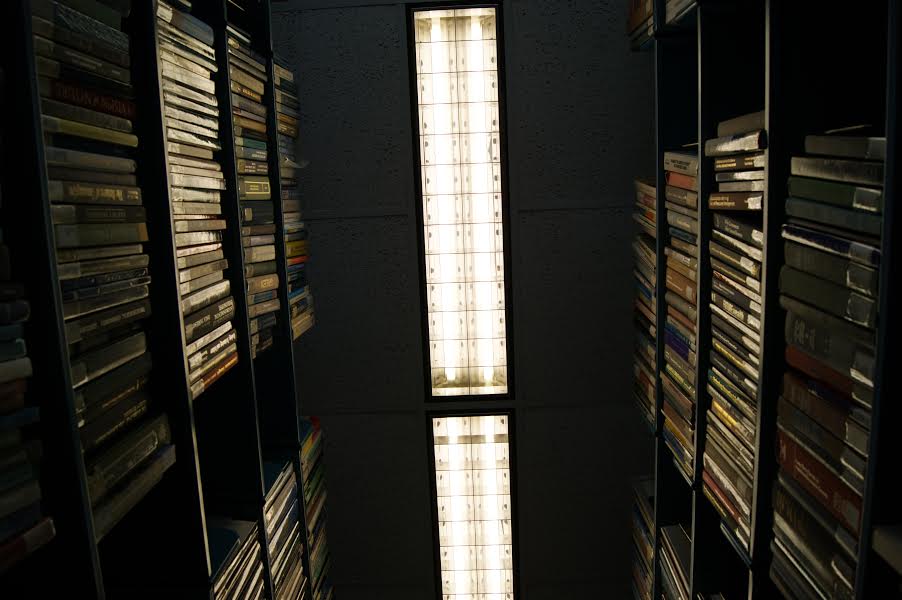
[769,131,884,599]
[226,23,280,358]
[263,460,307,600]
[662,151,699,481]
[627,0,653,50]
[632,178,656,427]
[157,0,239,401]
[35,0,176,540]
[631,476,655,600]
[208,518,265,600]
[300,417,332,600]
[273,55,314,341]
[701,110,766,552]
[0,223,55,572]
[660,523,691,600]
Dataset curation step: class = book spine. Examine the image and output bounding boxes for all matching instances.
[665,268,696,304]
[712,213,764,248]
[708,192,763,211]
[780,266,877,329]
[790,157,884,187]
[776,429,861,536]
[783,242,878,297]
[703,130,767,156]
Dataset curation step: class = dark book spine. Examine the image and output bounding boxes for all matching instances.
[783,242,878,297]
[778,398,865,494]
[712,277,761,316]
[781,224,880,268]
[780,266,877,329]
[79,391,150,452]
[777,428,862,536]
[772,481,856,599]
[790,157,884,187]
[712,213,764,248]
[711,318,759,365]
[788,176,883,214]
[782,372,865,455]
[709,367,756,415]
[710,242,761,278]
[784,312,875,394]
[705,433,754,506]
[785,197,883,237]
[712,291,761,332]
[665,268,697,304]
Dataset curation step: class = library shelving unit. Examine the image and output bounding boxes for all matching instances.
[630,1,901,598]
[1,0,325,597]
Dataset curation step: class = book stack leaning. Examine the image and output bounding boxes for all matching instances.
[300,417,332,600]
[661,150,698,482]
[34,0,176,541]
[0,110,55,571]
[769,130,884,599]
[273,54,314,341]
[207,518,265,600]
[701,110,766,552]
[659,523,691,600]
[632,177,656,429]
[630,476,655,600]
[157,0,240,400]
[226,18,280,358]
[263,460,307,600]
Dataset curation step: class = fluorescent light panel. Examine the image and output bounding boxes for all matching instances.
[432,414,514,599]
[414,7,508,397]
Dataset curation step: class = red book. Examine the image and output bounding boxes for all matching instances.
[702,470,743,525]
[776,428,861,536]
[665,171,698,192]
[785,346,856,399]
[666,268,697,304]
[40,78,136,121]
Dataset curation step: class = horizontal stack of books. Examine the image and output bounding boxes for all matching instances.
[0,219,55,571]
[769,130,883,598]
[36,0,176,541]
[263,461,306,600]
[300,417,332,600]
[701,110,766,552]
[208,518,265,600]
[660,523,691,600]
[273,54,313,341]
[631,476,655,600]
[662,150,699,482]
[226,21,280,358]
[633,177,656,429]
[157,0,240,401]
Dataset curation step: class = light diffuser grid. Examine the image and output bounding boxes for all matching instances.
[414,8,508,397]
[432,415,514,600]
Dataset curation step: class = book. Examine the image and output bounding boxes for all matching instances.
[790,156,884,187]
[804,135,886,161]
[704,130,767,156]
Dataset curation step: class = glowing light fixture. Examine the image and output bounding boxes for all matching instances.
[432,414,514,599]
[413,7,508,397]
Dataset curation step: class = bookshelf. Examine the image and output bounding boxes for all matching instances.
[630,1,901,598]
[1,0,328,597]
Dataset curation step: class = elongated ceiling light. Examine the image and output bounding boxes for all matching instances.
[413,7,508,397]
[433,414,514,599]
